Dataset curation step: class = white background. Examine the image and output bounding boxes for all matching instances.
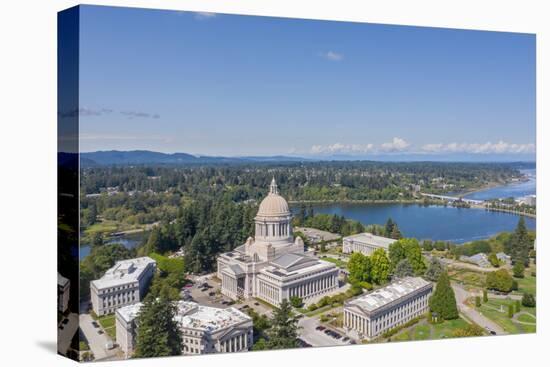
[0,0,547,366]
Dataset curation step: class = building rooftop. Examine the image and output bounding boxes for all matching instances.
[58,273,69,287]
[92,257,156,290]
[176,302,251,332]
[347,277,431,313]
[117,301,251,332]
[343,233,396,249]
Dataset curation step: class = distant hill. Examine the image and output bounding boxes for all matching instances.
[79,150,311,166]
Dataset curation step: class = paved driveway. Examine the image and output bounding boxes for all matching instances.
[452,284,506,335]
[57,312,78,355]
[298,315,351,347]
[79,313,119,360]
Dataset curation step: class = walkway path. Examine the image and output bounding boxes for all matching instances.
[452,283,506,335]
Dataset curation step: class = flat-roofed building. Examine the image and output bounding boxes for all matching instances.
[116,301,253,357]
[91,257,156,316]
[344,277,432,340]
[58,273,70,313]
[342,233,396,256]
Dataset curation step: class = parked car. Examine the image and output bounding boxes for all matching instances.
[342,337,350,342]
[98,330,104,335]
[208,292,216,297]
[105,341,115,350]
[92,321,99,328]
[316,326,326,331]
[254,302,260,306]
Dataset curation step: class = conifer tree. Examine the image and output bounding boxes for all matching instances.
[134,292,182,358]
[267,299,298,349]
[429,271,459,320]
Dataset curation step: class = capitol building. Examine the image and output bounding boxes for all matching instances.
[217,178,339,306]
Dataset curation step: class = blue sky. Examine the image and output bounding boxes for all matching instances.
[78,5,535,160]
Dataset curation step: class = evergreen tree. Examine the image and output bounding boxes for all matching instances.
[429,271,459,320]
[508,217,531,266]
[390,225,403,240]
[424,257,444,282]
[134,293,182,358]
[513,262,525,278]
[384,218,395,237]
[267,299,299,349]
[483,289,488,303]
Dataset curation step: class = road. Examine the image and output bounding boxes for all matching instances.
[79,313,119,360]
[298,315,351,347]
[57,312,78,355]
[452,284,506,335]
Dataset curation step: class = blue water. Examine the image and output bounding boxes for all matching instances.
[298,203,535,244]
[80,233,144,260]
[462,169,536,201]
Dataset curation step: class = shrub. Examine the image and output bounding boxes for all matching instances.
[475,296,481,307]
[482,289,488,303]
[513,262,525,278]
[515,300,521,313]
[521,293,536,308]
[486,269,513,293]
[508,304,514,318]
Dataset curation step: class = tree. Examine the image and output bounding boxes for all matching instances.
[347,252,371,284]
[389,238,426,275]
[134,293,182,358]
[486,269,514,293]
[370,248,391,284]
[394,258,414,278]
[475,296,481,307]
[267,299,299,349]
[488,253,500,268]
[289,296,303,308]
[429,271,458,320]
[390,225,403,240]
[384,218,395,238]
[521,293,536,308]
[513,262,525,278]
[483,289,488,303]
[515,299,521,313]
[422,240,433,251]
[424,257,444,282]
[507,217,531,266]
[508,304,514,318]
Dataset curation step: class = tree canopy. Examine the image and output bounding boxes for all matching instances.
[429,271,459,320]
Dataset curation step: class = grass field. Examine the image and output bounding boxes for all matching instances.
[448,268,486,289]
[391,318,472,342]
[97,314,117,339]
[319,256,348,269]
[515,274,536,295]
[476,299,536,334]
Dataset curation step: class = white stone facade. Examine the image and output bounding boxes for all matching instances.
[116,301,253,357]
[344,277,432,340]
[342,233,396,256]
[91,257,156,316]
[58,273,70,313]
[217,179,339,306]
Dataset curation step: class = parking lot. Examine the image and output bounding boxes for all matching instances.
[298,315,355,347]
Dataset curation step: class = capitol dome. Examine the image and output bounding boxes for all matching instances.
[256,178,290,217]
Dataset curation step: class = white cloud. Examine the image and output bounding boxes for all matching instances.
[310,142,374,155]
[380,137,410,152]
[194,12,217,20]
[321,51,343,61]
[421,141,535,154]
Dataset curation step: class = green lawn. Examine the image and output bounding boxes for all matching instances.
[477,299,536,334]
[96,314,117,339]
[448,269,486,289]
[319,256,348,269]
[515,274,536,295]
[391,318,471,342]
